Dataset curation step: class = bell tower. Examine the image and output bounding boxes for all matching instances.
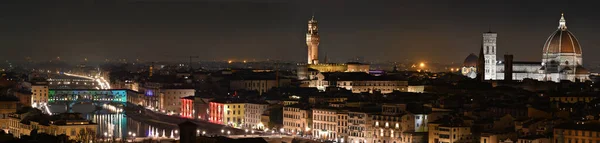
[306,15,320,64]
[483,31,497,80]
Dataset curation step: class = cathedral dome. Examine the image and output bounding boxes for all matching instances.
[542,13,582,55]
[463,53,478,67]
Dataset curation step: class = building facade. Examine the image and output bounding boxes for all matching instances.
[180,96,194,119]
[428,123,472,143]
[348,111,373,143]
[310,72,408,93]
[230,79,291,95]
[160,88,194,115]
[283,104,312,136]
[0,97,18,131]
[553,123,600,143]
[313,108,344,141]
[31,82,49,108]
[7,113,97,141]
[209,100,246,128]
[244,102,269,130]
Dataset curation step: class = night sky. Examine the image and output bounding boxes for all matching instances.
[1,0,599,65]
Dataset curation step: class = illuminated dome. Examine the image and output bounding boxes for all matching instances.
[463,53,478,67]
[542,13,582,55]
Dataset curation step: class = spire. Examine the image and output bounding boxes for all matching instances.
[559,13,567,30]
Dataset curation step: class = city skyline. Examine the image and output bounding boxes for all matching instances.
[1,0,600,65]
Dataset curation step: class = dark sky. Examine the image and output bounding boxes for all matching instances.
[1,0,599,65]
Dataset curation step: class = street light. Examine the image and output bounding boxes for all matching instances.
[227,131,231,135]
[202,131,206,135]
[221,129,224,134]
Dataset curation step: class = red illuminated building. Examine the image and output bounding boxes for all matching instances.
[180,96,194,118]
[209,102,224,124]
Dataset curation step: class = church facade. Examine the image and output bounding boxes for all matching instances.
[463,13,590,82]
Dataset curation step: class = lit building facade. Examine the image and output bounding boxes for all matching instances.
[283,104,312,135]
[7,113,97,141]
[244,102,269,130]
[310,72,408,93]
[180,96,194,118]
[160,88,194,115]
[483,32,498,80]
[428,123,472,143]
[312,108,344,141]
[0,98,18,131]
[371,104,428,143]
[348,111,373,143]
[31,82,49,108]
[209,100,246,127]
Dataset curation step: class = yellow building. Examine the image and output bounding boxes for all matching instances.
[209,100,246,128]
[283,104,311,135]
[554,122,600,143]
[31,82,49,108]
[0,96,19,131]
[8,113,97,141]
